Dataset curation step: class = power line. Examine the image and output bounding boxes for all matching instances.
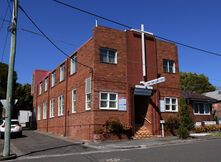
[18,5,93,71]
[52,0,221,58]
[0,3,9,31]
[6,0,12,15]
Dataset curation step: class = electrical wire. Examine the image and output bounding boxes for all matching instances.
[52,0,221,58]
[18,5,93,71]
[0,4,9,31]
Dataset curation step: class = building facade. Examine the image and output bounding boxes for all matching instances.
[32,26,180,140]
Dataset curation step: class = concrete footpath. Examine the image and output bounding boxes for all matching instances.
[0,130,220,160]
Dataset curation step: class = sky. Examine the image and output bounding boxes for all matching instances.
[0,0,221,87]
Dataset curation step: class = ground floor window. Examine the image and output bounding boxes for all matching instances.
[50,98,55,118]
[43,102,47,119]
[37,106,41,120]
[58,95,64,116]
[165,97,178,112]
[193,103,210,115]
[99,92,118,110]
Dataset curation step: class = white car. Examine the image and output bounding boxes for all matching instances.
[0,119,22,138]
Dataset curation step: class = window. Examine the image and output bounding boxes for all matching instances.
[165,97,178,112]
[60,64,65,82]
[193,103,211,115]
[100,48,117,64]
[49,98,55,118]
[51,71,56,87]
[37,106,41,120]
[70,56,77,75]
[72,89,77,113]
[85,77,91,110]
[163,59,175,73]
[58,95,64,116]
[39,82,42,95]
[100,92,118,110]
[44,78,48,91]
[43,102,47,119]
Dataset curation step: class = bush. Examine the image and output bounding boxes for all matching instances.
[165,116,180,136]
[178,127,189,139]
[195,125,221,133]
[104,118,123,135]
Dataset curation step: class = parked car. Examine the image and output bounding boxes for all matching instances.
[0,119,22,138]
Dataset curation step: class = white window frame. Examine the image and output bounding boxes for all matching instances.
[193,103,211,115]
[44,78,48,92]
[51,71,56,87]
[85,77,91,110]
[37,106,41,120]
[99,92,118,110]
[58,95,64,116]
[39,82,42,95]
[49,98,55,118]
[163,59,175,73]
[60,64,65,82]
[164,97,178,112]
[43,101,47,119]
[70,56,77,75]
[72,89,77,113]
[100,48,117,64]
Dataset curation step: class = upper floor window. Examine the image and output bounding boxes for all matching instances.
[100,92,118,110]
[193,103,210,115]
[51,71,56,87]
[43,101,47,119]
[39,82,42,95]
[44,78,48,92]
[72,89,77,113]
[165,97,178,112]
[60,64,65,82]
[163,59,175,73]
[70,56,77,75]
[58,95,64,116]
[85,77,91,110]
[49,98,55,118]
[100,48,117,64]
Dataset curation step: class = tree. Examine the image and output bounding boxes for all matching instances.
[0,62,17,99]
[14,83,33,111]
[180,72,216,94]
[178,97,194,139]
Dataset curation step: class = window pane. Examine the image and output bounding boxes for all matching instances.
[101,93,108,100]
[172,99,176,104]
[193,104,198,113]
[165,105,170,110]
[110,94,116,100]
[163,60,168,72]
[199,103,204,114]
[172,105,176,111]
[87,94,91,101]
[165,98,170,104]
[109,101,116,108]
[100,49,108,63]
[109,51,116,63]
[205,104,210,114]
[168,61,174,73]
[101,101,107,107]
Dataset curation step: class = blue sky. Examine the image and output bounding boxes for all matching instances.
[1,0,221,87]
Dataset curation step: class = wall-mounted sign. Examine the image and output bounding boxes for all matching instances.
[134,88,152,96]
[119,98,127,111]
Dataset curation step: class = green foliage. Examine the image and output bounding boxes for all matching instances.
[165,116,180,136]
[178,127,189,139]
[178,97,194,139]
[0,62,17,99]
[14,83,33,110]
[180,72,216,94]
[104,118,123,135]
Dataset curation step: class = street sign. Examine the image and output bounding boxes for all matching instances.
[140,77,166,87]
[134,88,152,96]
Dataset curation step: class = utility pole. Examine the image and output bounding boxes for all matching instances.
[3,0,18,157]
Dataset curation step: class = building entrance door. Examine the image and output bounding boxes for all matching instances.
[134,95,149,125]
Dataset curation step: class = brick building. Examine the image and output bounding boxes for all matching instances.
[32,26,180,140]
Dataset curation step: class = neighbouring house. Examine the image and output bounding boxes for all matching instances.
[204,90,221,121]
[181,91,217,127]
[32,25,181,140]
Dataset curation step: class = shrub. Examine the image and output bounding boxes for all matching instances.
[165,116,180,136]
[94,127,104,134]
[104,118,123,135]
[178,127,189,139]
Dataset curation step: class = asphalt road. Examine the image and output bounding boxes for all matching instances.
[12,137,221,162]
